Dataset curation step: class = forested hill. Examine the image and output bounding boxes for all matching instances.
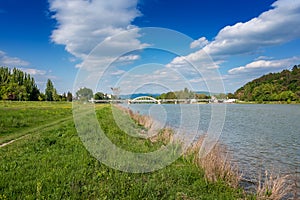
[234,64,300,102]
[0,67,40,101]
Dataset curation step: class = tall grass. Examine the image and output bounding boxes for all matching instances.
[115,105,154,129]
[117,105,241,187]
[185,136,241,188]
[256,170,296,200]
[119,105,297,199]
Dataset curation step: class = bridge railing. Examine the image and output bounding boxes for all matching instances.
[89,97,230,104]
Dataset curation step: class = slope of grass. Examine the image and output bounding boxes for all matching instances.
[0,103,247,199]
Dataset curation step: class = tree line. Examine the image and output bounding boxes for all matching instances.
[157,88,212,99]
[0,67,72,101]
[3,64,299,103]
[234,65,300,102]
[75,87,117,101]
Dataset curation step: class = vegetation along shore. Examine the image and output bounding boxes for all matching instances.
[1,101,297,199]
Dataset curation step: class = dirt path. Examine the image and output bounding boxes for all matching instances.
[0,116,74,148]
[0,135,29,148]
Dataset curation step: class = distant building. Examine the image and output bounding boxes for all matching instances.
[224,99,236,103]
[210,96,218,103]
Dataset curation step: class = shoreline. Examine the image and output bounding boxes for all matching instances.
[235,100,300,104]
[115,104,297,199]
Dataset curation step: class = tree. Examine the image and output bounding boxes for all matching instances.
[165,91,176,99]
[234,65,300,102]
[38,93,45,101]
[52,88,60,101]
[196,93,210,99]
[0,67,40,101]
[227,93,235,99]
[67,92,73,102]
[76,87,93,101]
[94,92,105,100]
[45,79,55,101]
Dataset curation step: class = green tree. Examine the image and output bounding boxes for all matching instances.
[0,67,40,101]
[165,91,176,99]
[94,92,105,100]
[76,87,93,101]
[227,93,235,99]
[196,93,210,99]
[45,79,56,101]
[67,92,73,102]
[234,64,300,102]
[38,93,45,101]
[52,88,60,101]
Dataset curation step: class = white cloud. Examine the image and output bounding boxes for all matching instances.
[117,54,140,62]
[165,49,225,93]
[203,0,300,56]
[19,68,47,76]
[49,0,143,61]
[163,0,300,93]
[190,37,209,49]
[0,50,30,67]
[254,56,274,61]
[228,57,300,75]
[110,69,125,75]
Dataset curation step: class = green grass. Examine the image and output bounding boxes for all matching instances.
[0,101,72,144]
[0,102,249,199]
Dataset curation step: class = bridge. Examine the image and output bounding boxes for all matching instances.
[128,96,161,104]
[89,96,216,104]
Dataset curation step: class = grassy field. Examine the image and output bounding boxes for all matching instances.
[0,101,72,144]
[0,101,250,199]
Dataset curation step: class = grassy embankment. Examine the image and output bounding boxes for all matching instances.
[0,101,291,199]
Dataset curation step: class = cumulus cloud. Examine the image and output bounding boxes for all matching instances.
[165,49,225,93]
[117,54,140,62]
[190,37,209,49]
[49,0,143,62]
[19,68,47,76]
[164,0,300,93]
[168,0,300,69]
[203,0,300,56]
[228,57,300,75]
[254,56,274,61]
[0,50,30,67]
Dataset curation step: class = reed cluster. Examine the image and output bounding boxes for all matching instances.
[115,105,297,199]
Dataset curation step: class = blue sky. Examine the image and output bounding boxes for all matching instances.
[0,0,300,94]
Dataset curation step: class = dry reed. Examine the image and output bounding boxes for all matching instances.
[114,105,296,199]
[186,136,241,188]
[149,128,174,144]
[256,170,295,200]
[114,105,154,129]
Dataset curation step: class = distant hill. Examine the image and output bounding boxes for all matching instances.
[194,91,211,96]
[234,64,300,102]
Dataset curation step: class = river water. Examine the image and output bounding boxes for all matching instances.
[127,104,300,190]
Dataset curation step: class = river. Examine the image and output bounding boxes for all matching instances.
[127,104,300,190]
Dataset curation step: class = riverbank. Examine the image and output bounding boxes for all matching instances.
[0,102,296,199]
[116,104,297,199]
[235,100,300,104]
[0,102,246,199]
[124,104,299,199]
